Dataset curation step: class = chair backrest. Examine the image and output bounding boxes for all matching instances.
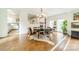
[28,27,32,35]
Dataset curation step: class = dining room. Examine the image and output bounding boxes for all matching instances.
[0,8,79,51]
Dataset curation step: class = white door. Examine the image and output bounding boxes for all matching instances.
[49,20,54,28]
[57,19,63,32]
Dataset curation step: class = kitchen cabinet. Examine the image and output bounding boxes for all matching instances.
[71,31,79,39]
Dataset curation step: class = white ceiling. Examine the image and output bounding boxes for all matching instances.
[10,8,78,16]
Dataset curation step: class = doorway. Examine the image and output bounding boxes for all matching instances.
[7,9,19,35]
[57,19,64,33]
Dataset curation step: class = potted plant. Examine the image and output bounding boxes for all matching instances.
[61,20,67,34]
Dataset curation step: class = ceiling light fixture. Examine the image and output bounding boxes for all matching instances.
[38,8,46,18]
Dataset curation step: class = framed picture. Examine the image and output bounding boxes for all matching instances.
[73,12,79,20]
[28,14,37,24]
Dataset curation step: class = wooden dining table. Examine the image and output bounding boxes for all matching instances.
[33,27,52,38]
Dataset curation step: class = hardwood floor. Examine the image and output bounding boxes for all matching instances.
[0,32,79,51]
[0,33,19,51]
[66,38,79,51]
[0,33,55,51]
[23,39,54,51]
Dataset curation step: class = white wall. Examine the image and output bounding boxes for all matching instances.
[0,9,8,37]
[19,9,29,34]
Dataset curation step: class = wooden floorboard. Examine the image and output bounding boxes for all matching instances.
[0,32,79,51]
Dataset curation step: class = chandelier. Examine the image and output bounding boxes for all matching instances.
[37,8,46,18]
